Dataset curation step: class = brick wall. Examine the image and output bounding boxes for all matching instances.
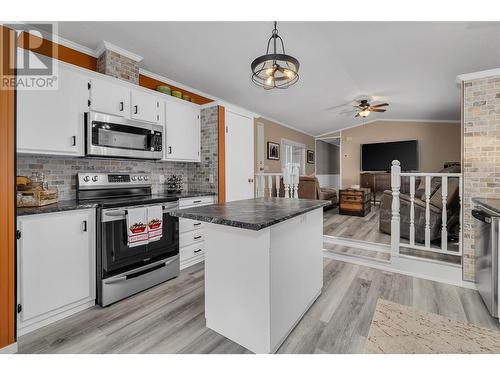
[462,75,500,281]
[188,106,218,194]
[16,107,219,201]
[97,50,139,84]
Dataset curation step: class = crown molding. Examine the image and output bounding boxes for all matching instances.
[456,68,500,83]
[95,40,143,62]
[315,118,461,138]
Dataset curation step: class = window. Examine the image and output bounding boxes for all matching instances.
[281,139,306,175]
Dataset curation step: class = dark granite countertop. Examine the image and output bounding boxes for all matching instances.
[472,198,500,215]
[17,200,99,216]
[170,197,330,231]
[17,191,216,216]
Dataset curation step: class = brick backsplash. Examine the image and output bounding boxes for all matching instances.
[462,75,500,281]
[17,107,220,201]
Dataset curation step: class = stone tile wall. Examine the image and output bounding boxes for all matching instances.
[16,107,219,201]
[188,106,218,194]
[462,75,500,281]
[96,50,139,84]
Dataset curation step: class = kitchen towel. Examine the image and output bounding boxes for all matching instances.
[126,207,149,247]
[147,205,163,242]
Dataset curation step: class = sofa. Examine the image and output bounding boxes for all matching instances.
[279,176,338,208]
[379,166,461,243]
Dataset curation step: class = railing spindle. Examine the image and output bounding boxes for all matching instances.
[441,176,448,251]
[424,175,431,248]
[275,175,280,198]
[409,175,415,246]
[267,175,273,198]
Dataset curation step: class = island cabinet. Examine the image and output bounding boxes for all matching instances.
[172,198,327,353]
[16,209,96,336]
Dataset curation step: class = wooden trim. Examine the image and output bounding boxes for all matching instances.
[139,74,213,105]
[218,106,226,204]
[18,31,97,71]
[0,25,16,349]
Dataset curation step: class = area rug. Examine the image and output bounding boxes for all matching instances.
[364,299,500,354]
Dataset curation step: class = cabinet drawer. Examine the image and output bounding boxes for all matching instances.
[180,230,204,247]
[180,218,205,233]
[179,196,214,208]
[180,242,205,262]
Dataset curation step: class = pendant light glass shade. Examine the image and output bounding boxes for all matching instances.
[251,22,300,90]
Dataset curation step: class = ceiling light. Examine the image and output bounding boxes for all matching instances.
[251,21,300,90]
[358,109,371,117]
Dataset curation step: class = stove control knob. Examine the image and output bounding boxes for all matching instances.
[83,176,90,182]
[92,175,99,182]
[138,176,143,181]
[131,176,137,181]
[144,176,150,181]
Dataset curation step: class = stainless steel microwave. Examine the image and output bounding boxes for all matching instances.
[85,111,163,160]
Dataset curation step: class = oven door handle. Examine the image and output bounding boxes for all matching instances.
[103,257,178,285]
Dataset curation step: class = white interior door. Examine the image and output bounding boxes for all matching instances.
[225,110,254,202]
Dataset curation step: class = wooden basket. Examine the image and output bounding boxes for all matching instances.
[17,189,58,207]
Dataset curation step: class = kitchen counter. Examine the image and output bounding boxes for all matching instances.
[17,191,216,216]
[472,198,500,215]
[171,197,329,231]
[176,197,325,353]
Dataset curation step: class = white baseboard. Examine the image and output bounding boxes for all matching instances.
[0,342,18,354]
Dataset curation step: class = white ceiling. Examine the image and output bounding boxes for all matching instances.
[57,21,500,136]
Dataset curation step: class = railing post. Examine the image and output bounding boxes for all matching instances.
[391,160,401,257]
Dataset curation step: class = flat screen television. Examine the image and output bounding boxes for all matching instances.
[361,140,418,172]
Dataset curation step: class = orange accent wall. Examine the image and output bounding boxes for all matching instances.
[139,74,213,105]
[218,106,226,204]
[18,31,97,71]
[0,25,16,349]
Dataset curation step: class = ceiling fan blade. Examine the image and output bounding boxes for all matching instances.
[355,113,360,118]
[370,103,389,108]
[370,108,386,112]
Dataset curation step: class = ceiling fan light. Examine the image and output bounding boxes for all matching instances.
[265,67,275,76]
[359,109,371,117]
[266,75,274,86]
[283,69,295,78]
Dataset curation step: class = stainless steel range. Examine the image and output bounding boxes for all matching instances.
[78,172,179,307]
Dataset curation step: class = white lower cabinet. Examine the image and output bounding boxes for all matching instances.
[179,196,214,269]
[17,209,96,336]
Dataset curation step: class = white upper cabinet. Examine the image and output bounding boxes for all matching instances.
[130,90,161,124]
[17,63,88,156]
[89,77,130,117]
[164,100,201,162]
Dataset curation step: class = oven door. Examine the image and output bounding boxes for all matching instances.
[101,204,179,277]
[86,111,163,160]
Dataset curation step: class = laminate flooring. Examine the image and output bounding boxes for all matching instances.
[323,207,461,264]
[18,259,499,354]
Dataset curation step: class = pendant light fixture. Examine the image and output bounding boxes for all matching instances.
[251,21,300,90]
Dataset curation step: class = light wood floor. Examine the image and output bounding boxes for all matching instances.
[18,259,499,354]
[323,207,461,264]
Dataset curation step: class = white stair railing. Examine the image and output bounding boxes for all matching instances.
[390,160,463,257]
[255,163,300,198]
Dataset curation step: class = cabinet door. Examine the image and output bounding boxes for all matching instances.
[164,100,200,161]
[130,90,161,124]
[89,77,129,117]
[17,210,95,325]
[17,64,88,156]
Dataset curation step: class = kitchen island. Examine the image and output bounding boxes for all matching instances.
[171,197,329,353]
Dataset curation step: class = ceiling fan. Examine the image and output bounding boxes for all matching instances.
[354,99,389,118]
